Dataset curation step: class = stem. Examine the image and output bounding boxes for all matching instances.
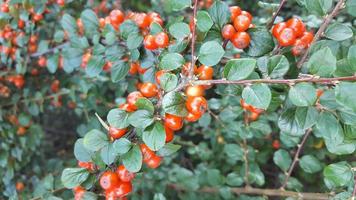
[242,139,250,187]
[352,175,356,200]
[297,0,345,69]
[30,187,66,200]
[281,129,312,189]
[193,75,356,86]
[266,0,287,29]
[30,42,70,58]
[169,184,331,200]
[188,0,199,80]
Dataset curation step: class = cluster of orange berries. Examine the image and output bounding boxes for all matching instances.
[240,99,264,122]
[272,18,314,56]
[5,75,25,89]
[0,83,10,97]
[221,6,254,49]
[7,114,29,136]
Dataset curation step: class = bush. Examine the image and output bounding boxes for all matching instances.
[1,0,356,199]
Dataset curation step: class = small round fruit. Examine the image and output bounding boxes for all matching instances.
[109,10,125,26]
[241,11,253,21]
[272,22,287,38]
[249,112,260,121]
[233,15,251,32]
[300,31,314,44]
[134,13,150,29]
[316,89,324,98]
[143,35,158,50]
[17,127,27,136]
[277,28,296,47]
[15,182,24,192]
[139,82,158,98]
[286,18,305,37]
[116,165,135,182]
[51,80,60,93]
[197,65,213,80]
[182,62,198,75]
[100,171,120,190]
[291,39,307,56]
[186,96,208,115]
[154,32,169,48]
[272,140,280,150]
[165,113,183,131]
[155,70,166,85]
[221,24,236,40]
[113,182,133,198]
[140,144,155,161]
[229,6,241,21]
[119,103,136,112]
[129,62,139,75]
[165,125,174,143]
[231,32,251,49]
[109,127,127,139]
[126,91,143,109]
[185,112,202,122]
[145,155,162,169]
[185,85,205,97]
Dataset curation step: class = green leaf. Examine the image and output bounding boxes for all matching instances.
[47,54,58,74]
[323,162,353,189]
[105,32,116,45]
[307,47,336,77]
[169,22,190,39]
[246,28,274,57]
[111,61,130,83]
[83,129,109,152]
[159,53,185,70]
[347,45,356,70]
[299,155,323,174]
[346,0,356,17]
[61,168,89,189]
[128,110,154,129]
[127,33,143,49]
[107,109,130,129]
[197,11,213,32]
[113,138,132,155]
[267,55,289,78]
[143,122,166,151]
[120,20,139,39]
[135,98,155,114]
[226,173,244,187]
[160,73,178,92]
[223,58,256,81]
[223,144,244,161]
[208,1,230,29]
[335,82,356,112]
[100,143,117,165]
[198,41,225,66]
[86,56,104,78]
[122,145,143,173]
[167,0,191,11]
[305,0,332,16]
[162,92,188,117]
[325,23,353,41]
[80,9,99,35]
[61,14,77,34]
[242,84,271,109]
[288,83,317,107]
[273,149,291,172]
[74,139,93,162]
[157,143,181,156]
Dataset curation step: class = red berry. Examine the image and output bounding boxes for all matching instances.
[291,39,307,56]
[109,127,127,139]
[196,65,213,80]
[272,22,287,38]
[116,165,135,182]
[233,15,251,32]
[186,96,208,115]
[221,24,236,40]
[154,32,169,48]
[126,91,143,110]
[272,140,280,150]
[143,35,158,50]
[155,70,166,85]
[99,171,120,190]
[139,82,158,98]
[277,28,296,47]
[231,32,251,49]
[165,114,183,131]
[286,18,305,38]
[185,112,202,122]
[145,155,162,169]
[229,6,242,21]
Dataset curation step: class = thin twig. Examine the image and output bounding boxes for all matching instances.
[281,129,312,189]
[352,175,356,200]
[242,139,250,187]
[188,0,199,80]
[30,42,70,58]
[193,75,356,86]
[297,0,345,68]
[266,0,287,29]
[169,183,332,200]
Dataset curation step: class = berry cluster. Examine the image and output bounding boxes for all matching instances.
[240,99,264,122]
[221,6,254,49]
[6,114,30,136]
[272,18,314,56]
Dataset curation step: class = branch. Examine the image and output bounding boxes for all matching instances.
[188,0,199,79]
[352,175,356,200]
[297,0,345,68]
[30,42,70,58]
[169,184,331,200]
[193,75,356,86]
[266,0,287,29]
[281,129,312,189]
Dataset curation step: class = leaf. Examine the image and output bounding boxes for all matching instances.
[159,53,185,70]
[128,110,154,129]
[299,155,323,174]
[208,1,230,29]
[162,92,188,117]
[325,23,353,41]
[143,122,166,151]
[347,45,356,70]
[157,143,181,156]
[61,14,77,34]
[122,145,143,173]
[335,82,356,112]
[100,143,117,165]
[111,61,130,83]
[86,56,105,78]
[169,22,190,39]
[242,84,271,109]
[288,83,317,107]
[223,58,256,81]
[273,149,291,172]
[107,108,130,129]
[83,129,109,152]
[47,54,58,74]
[127,33,143,49]
[246,28,275,57]
[305,0,332,16]
[346,0,356,17]
[113,138,132,155]
[61,168,89,189]
[196,11,213,32]
[135,98,155,114]
[167,0,191,11]
[74,139,93,162]
[120,20,139,39]
[160,73,178,92]
[307,47,336,77]
[323,162,353,189]
[267,55,289,78]
[226,173,244,187]
[80,9,99,36]
[223,144,244,161]
[198,41,225,66]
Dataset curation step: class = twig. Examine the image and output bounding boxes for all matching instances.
[352,175,356,200]
[281,129,312,189]
[297,0,345,68]
[30,42,70,58]
[266,0,287,29]
[242,139,250,187]
[30,187,66,200]
[169,183,331,200]
[188,0,199,80]
[193,75,356,86]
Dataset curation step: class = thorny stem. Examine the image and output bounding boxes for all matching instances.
[281,129,312,189]
[297,0,346,68]
[266,0,287,29]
